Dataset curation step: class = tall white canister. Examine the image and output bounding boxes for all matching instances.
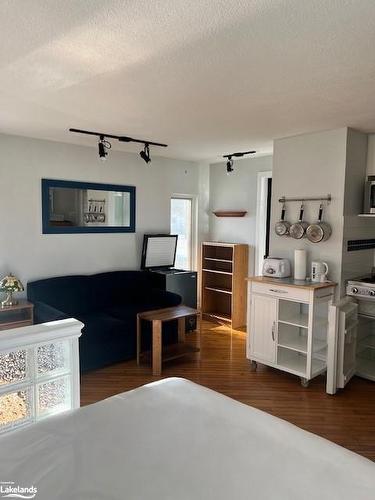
[294,249,307,280]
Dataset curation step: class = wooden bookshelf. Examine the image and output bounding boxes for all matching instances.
[200,242,249,329]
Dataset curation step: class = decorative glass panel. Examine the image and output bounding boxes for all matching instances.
[37,341,69,377]
[0,349,27,387]
[0,389,32,432]
[37,377,71,417]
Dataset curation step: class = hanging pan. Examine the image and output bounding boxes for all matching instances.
[275,204,290,236]
[289,204,309,239]
[306,204,332,243]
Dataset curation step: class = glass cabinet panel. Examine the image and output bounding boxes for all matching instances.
[37,341,70,378]
[0,349,28,387]
[37,376,71,418]
[0,388,33,431]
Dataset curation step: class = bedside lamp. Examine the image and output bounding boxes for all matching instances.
[0,274,24,307]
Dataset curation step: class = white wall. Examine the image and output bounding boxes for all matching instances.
[0,133,200,290]
[197,161,210,245]
[209,155,273,272]
[366,134,375,175]
[270,127,372,296]
[269,128,348,291]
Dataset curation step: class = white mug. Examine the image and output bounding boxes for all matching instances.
[311,261,329,282]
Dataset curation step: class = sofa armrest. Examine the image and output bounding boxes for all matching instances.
[149,289,182,308]
[32,301,69,324]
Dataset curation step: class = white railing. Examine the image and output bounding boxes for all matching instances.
[0,318,83,434]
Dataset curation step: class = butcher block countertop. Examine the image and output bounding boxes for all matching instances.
[246,276,337,290]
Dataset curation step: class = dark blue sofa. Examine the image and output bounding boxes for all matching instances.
[27,271,182,372]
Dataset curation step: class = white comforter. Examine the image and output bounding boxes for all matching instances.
[0,377,374,499]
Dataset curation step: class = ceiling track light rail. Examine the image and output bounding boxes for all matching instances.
[69,128,167,162]
[223,150,256,174]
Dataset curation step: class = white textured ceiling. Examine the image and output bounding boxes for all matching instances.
[1,0,375,161]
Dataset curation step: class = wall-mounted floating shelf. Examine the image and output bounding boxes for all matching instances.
[213,211,247,217]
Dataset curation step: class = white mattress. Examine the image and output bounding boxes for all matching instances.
[0,377,374,500]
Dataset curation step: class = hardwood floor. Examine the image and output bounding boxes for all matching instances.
[81,320,375,461]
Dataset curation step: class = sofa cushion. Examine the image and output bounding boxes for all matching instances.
[27,276,93,315]
[90,271,153,308]
[77,312,130,343]
[105,289,182,321]
[77,312,135,371]
[105,303,158,321]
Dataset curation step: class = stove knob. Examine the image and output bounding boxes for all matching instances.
[370,290,375,297]
[352,287,358,294]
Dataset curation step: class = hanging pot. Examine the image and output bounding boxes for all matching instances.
[289,204,309,239]
[275,204,290,236]
[306,204,332,243]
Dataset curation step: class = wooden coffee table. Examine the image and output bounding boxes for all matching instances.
[137,305,200,376]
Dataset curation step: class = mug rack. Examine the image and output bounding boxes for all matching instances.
[275,194,332,243]
[278,194,331,204]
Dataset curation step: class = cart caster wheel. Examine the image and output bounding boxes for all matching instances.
[300,378,309,388]
[250,360,258,372]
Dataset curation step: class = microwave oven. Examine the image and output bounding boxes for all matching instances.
[364,175,375,214]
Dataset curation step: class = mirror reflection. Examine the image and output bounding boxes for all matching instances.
[42,180,136,233]
[49,188,130,227]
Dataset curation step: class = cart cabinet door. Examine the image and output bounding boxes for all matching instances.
[249,294,277,363]
[327,299,357,393]
[337,302,358,389]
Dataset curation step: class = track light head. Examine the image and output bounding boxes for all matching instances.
[140,143,151,164]
[223,149,256,174]
[226,157,234,174]
[98,136,111,161]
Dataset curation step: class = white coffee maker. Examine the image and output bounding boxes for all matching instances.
[311,261,329,282]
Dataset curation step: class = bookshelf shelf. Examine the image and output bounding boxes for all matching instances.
[201,242,248,329]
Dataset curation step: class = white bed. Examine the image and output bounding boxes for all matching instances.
[0,377,374,500]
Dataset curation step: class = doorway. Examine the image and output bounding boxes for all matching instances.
[255,171,273,276]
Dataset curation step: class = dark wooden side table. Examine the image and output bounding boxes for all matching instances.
[0,300,34,331]
[137,305,200,376]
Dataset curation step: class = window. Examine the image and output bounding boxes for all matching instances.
[170,197,193,270]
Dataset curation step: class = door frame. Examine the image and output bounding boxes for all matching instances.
[255,171,272,276]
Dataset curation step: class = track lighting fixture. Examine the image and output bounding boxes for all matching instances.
[223,150,256,174]
[226,156,234,174]
[139,143,151,164]
[98,136,111,161]
[69,128,167,163]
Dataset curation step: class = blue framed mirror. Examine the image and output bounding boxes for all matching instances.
[42,179,136,234]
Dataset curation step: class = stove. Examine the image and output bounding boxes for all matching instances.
[347,276,375,300]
